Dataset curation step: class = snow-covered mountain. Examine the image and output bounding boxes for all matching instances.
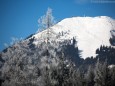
[1,16,115,86]
[31,16,115,59]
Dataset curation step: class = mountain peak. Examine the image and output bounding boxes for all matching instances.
[32,16,115,59]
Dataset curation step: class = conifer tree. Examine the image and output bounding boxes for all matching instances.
[94,59,109,86]
[85,66,95,86]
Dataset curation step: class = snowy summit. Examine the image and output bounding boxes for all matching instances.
[32,16,115,59]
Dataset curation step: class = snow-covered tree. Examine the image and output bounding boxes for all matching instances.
[94,59,109,86]
[37,7,56,32]
[109,66,115,86]
[37,7,57,44]
[85,65,95,86]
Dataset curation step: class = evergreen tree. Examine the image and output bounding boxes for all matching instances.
[37,7,55,32]
[94,59,109,86]
[85,65,95,86]
[109,66,115,86]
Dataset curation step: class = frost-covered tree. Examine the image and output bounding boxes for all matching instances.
[94,59,109,86]
[85,65,95,86]
[109,66,115,86]
[1,41,41,86]
[37,7,56,32]
[37,7,57,44]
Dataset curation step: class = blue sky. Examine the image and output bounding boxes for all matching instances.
[0,0,115,51]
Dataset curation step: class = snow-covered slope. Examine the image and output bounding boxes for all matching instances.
[32,16,115,59]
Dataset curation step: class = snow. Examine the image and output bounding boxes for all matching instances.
[32,16,115,59]
[108,65,115,68]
